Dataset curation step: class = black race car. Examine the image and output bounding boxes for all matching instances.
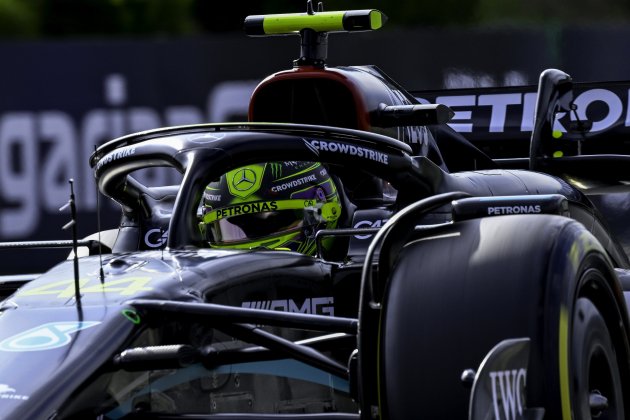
[1,3,630,420]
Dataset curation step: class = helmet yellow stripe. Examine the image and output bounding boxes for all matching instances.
[202,199,340,224]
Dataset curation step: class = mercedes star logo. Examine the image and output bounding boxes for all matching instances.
[233,168,256,191]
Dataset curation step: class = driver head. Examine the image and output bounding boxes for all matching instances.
[201,161,341,255]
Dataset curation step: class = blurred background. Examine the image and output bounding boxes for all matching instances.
[1,0,629,273]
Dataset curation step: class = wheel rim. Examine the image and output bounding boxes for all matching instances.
[588,346,614,418]
[572,296,624,420]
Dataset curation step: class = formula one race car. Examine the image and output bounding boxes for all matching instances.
[2,3,630,420]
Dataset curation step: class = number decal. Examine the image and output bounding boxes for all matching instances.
[19,278,88,297]
[17,277,153,298]
[81,277,153,296]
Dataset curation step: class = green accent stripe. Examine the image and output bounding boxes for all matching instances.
[263,12,344,34]
[370,10,383,29]
[203,198,341,224]
[245,10,384,36]
[559,306,571,420]
[203,199,305,223]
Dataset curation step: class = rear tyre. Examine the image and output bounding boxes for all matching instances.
[572,297,624,420]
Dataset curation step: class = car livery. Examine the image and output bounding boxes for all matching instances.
[1,3,630,420]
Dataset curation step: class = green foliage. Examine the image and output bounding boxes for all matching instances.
[0,0,39,37]
[476,0,630,25]
[317,0,481,26]
[1,0,630,38]
[37,0,198,37]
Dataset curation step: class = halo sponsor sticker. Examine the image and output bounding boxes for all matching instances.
[0,384,29,401]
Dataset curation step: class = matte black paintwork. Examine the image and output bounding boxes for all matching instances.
[0,249,354,419]
[1,55,630,420]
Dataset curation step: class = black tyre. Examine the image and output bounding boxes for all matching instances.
[572,297,625,420]
[364,213,630,419]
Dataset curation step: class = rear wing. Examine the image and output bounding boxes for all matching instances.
[412,78,630,160]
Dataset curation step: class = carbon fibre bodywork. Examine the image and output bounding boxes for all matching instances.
[2,5,630,420]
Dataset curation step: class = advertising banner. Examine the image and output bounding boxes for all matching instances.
[1,27,628,273]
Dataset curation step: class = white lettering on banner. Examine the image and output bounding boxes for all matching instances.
[435,95,475,132]
[0,113,38,237]
[41,112,79,213]
[490,369,526,420]
[520,93,538,132]
[0,75,254,239]
[434,93,544,134]
[3,72,630,241]
[573,88,623,132]
[207,81,258,122]
[421,88,630,135]
[443,70,528,90]
[106,74,126,105]
[478,93,521,132]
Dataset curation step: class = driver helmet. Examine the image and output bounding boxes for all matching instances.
[201,161,341,255]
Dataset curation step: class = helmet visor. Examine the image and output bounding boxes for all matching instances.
[209,209,304,244]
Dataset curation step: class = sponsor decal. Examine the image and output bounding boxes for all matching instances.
[144,228,168,248]
[0,321,100,352]
[232,168,256,192]
[204,194,222,202]
[271,174,317,192]
[490,369,527,420]
[469,338,532,420]
[353,218,389,239]
[487,205,541,215]
[0,384,29,401]
[215,201,278,220]
[307,140,389,164]
[189,132,226,143]
[0,74,247,240]
[416,85,630,137]
[95,146,136,171]
[227,166,264,199]
[0,385,15,393]
[242,296,334,316]
[17,276,153,298]
[269,162,283,178]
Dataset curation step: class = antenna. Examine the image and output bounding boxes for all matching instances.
[161,227,165,260]
[94,145,105,284]
[243,2,386,68]
[299,0,327,67]
[60,179,82,311]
